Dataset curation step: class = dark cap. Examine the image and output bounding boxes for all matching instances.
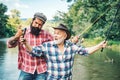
[53,24,71,40]
[34,12,47,22]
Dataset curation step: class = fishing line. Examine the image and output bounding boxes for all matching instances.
[101,3,120,52]
[100,3,120,63]
[76,2,120,63]
[78,4,113,38]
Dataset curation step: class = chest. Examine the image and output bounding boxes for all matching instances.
[47,46,75,63]
[25,34,49,46]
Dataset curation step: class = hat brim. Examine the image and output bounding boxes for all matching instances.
[53,27,71,40]
[65,30,71,40]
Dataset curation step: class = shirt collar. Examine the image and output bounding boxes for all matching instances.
[52,40,73,48]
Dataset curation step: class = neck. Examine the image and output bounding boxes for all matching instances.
[57,41,65,54]
[57,41,64,47]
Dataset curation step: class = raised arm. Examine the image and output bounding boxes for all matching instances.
[7,28,23,48]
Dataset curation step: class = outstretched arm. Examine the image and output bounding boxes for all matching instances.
[85,41,107,54]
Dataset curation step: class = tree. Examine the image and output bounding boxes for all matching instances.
[0,3,8,38]
[0,3,21,38]
[60,0,120,40]
[7,9,21,29]
[6,9,21,37]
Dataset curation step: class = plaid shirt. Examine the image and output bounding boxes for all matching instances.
[31,40,88,80]
[7,27,53,74]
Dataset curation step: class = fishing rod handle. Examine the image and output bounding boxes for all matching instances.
[101,47,104,52]
[101,40,107,52]
[22,28,26,38]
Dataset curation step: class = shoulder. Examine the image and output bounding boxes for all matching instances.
[40,30,53,40]
[42,41,54,46]
[65,40,74,46]
[41,30,52,35]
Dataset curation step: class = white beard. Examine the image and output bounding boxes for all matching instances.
[54,37,65,44]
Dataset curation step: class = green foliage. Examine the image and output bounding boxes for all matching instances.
[0,3,22,38]
[58,0,120,41]
[21,18,32,27]
[53,15,61,22]
[7,9,21,28]
[6,9,21,37]
[0,3,8,38]
[10,9,20,18]
[5,24,16,37]
[108,40,120,45]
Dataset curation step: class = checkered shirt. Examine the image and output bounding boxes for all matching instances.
[30,40,88,79]
[7,27,53,74]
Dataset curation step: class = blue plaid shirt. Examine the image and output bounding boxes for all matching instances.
[31,40,88,80]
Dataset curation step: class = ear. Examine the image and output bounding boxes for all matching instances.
[64,32,67,39]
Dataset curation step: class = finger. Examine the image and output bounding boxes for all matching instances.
[20,36,25,42]
[22,39,26,42]
[104,40,106,43]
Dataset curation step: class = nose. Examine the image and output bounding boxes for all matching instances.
[35,24,39,27]
[54,34,58,38]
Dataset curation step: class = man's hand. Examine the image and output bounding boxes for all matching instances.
[8,28,23,45]
[71,36,79,44]
[86,40,107,54]
[19,36,32,52]
[19,36,26,45]
[98,40,107,48]
[14,29,23,39]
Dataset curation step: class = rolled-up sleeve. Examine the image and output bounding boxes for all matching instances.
[7,37,18,48]
[77,45,88,56]
[72,44,89,56]
[29,45,45,57]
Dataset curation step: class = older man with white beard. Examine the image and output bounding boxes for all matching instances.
[20,23,107,80]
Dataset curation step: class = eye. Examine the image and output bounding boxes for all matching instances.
[35,22,38,24]
[38,24,42,27]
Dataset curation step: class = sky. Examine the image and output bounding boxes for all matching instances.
[0,0,72,20]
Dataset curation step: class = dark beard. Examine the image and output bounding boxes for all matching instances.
[30,26,41,37]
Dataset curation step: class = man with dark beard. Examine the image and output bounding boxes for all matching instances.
[7,12,53,80]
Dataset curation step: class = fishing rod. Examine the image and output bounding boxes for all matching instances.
[72,2,119,45]
[77,3,113,40]
[101,3,120,52]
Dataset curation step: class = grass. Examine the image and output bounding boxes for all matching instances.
[81,37,120,52]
